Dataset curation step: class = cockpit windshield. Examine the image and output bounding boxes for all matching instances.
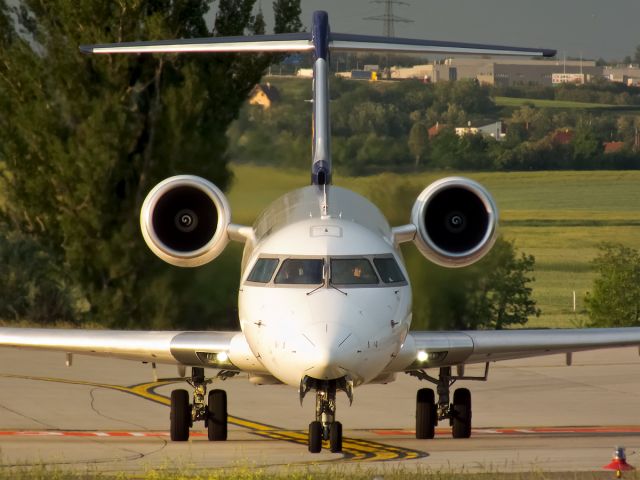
[373,257,406,284]
[330,258,379,285]
[246,258,279,283]
[246,255,406,287]
[274,259,324,285]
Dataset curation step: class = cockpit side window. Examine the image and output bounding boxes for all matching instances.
[247,258,279,283]
[373,257,406,284]
[330,258,379,285]
[274,259,324,285]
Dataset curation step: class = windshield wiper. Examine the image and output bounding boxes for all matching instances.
[306,280,325,296]
[306,279,348,296]
[329,280,348,296]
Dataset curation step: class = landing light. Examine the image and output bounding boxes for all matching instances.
[416,350,448,363]
[217,352,229,363]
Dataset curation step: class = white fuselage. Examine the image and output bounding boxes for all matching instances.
[237,186,412,388]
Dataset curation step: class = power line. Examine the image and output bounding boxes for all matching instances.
[364,0,413,38]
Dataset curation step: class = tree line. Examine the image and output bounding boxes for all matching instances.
[228,78,640,175]
[0,0,303,329]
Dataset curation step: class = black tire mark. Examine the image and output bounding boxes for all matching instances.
[0,402,57,430]
[88,387,151,431]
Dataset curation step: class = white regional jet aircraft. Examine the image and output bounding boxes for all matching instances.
[2,11,640,454]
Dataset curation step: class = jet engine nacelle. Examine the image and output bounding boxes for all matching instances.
[410,177,497,268]
[140,175,231,267]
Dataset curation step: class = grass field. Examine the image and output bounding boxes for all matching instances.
[493,96,614,110]
[493,96,640,113]
[229,165,640,329]
[1,464,633,479]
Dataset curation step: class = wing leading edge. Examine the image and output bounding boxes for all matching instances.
[388,328,640,372]
[0,328,265,372]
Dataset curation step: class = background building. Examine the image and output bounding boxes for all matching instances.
[603,65,640,86]
[391,58,602,86]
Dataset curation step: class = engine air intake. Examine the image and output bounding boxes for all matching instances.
[411,177,497,267]
[141,175,231,267]
[152,186,218,252]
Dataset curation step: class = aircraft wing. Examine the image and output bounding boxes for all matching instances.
[390,328,640,372]
[0,327,263,372]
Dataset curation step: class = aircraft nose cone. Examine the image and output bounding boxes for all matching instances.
[302,322,358,380]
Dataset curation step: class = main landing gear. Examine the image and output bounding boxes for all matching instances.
[170,367,228,441]
[412,364,489,440]
[300,377,353,453]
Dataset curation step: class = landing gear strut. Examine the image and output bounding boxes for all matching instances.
[169,367,228,441]
[301,377,352,453]
[309,384,342,453]
[411,363,488,440]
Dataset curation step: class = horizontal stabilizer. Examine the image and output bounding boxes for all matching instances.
[80,32,555,58]
[80,32,313,55]
[330,33,556,58]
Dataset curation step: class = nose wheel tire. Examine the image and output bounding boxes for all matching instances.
[329,421,343,452]
[170,389,191,441]
[416,387,437,439]
[308,421,323,453]
[207,389,228,441]
[452,387,472,439]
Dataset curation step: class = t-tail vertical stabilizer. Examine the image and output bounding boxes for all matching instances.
[310,11,331,186]
[80,11,555,186]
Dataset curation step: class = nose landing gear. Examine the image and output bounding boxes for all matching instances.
[308,387,342,453]
[169,367,229,442]
[301,377,352,453]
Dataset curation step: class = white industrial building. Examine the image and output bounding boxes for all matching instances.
[391,58,602,87]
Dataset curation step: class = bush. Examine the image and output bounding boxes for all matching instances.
[585,243,640,327]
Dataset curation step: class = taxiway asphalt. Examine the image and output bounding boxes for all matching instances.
[1,345,639,474]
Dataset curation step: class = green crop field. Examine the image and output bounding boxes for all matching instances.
[493,96,614,109]
[229,165,640,329]
[493,95,640,113]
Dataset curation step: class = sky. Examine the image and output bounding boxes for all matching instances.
[255,0,640,61]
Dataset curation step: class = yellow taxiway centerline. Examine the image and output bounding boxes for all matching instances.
[0,373,425,462]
